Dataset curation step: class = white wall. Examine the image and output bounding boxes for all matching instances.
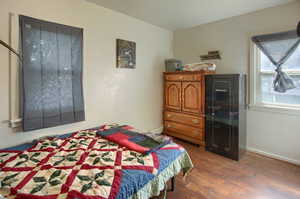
[174,2,300,164]
[0,0,173,148]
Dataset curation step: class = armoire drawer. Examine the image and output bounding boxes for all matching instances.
[164,121,203,139]
[165,74,202,81]
[164,111,204,128]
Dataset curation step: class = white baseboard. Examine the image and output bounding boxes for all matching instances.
[247,147,300,166]
[149,126,164,134]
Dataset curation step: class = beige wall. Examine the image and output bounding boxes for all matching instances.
[0,0,173,148]
[174,2,300,164]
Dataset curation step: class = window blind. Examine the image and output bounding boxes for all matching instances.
[20,15,85,131]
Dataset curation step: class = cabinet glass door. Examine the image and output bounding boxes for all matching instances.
[211,79,233,152]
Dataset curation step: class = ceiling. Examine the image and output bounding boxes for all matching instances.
[87,0,294,31]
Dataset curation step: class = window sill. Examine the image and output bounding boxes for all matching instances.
[249,104,300,116]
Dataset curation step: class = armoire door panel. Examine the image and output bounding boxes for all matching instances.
[182,82,202,114]
[165,81,181,111]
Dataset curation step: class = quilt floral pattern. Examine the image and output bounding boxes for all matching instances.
[0,126,164,199]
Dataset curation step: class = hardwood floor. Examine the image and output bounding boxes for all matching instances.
[155,139,300,199]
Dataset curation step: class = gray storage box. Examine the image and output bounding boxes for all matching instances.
[165,59,183,72]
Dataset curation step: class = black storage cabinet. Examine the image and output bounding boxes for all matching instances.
[205,74,247,161]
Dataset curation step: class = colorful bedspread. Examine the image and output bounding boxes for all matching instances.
[0,125,193,199]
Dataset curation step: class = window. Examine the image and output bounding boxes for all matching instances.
[20,16,85,131]
[251,37,300,111]
[260,46,300,106]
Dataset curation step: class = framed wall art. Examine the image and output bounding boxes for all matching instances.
[116,39,136,69]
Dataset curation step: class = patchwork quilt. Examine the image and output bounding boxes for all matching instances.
[0,125,193,199]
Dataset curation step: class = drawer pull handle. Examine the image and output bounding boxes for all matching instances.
[192,119,199,124]
[167,124,172,128]
[167,114,172,118]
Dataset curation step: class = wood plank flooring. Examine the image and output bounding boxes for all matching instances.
[154,139,300,199]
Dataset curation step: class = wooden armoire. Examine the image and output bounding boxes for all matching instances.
[163,71,214,146]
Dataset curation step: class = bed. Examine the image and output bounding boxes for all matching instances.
[0,124,193,199]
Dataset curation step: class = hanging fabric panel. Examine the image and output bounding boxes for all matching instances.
[20,15,85,131]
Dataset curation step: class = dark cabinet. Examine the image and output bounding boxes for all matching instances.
[205,74,247,161]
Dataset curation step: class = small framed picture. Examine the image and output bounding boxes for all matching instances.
[116,39,136,69]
